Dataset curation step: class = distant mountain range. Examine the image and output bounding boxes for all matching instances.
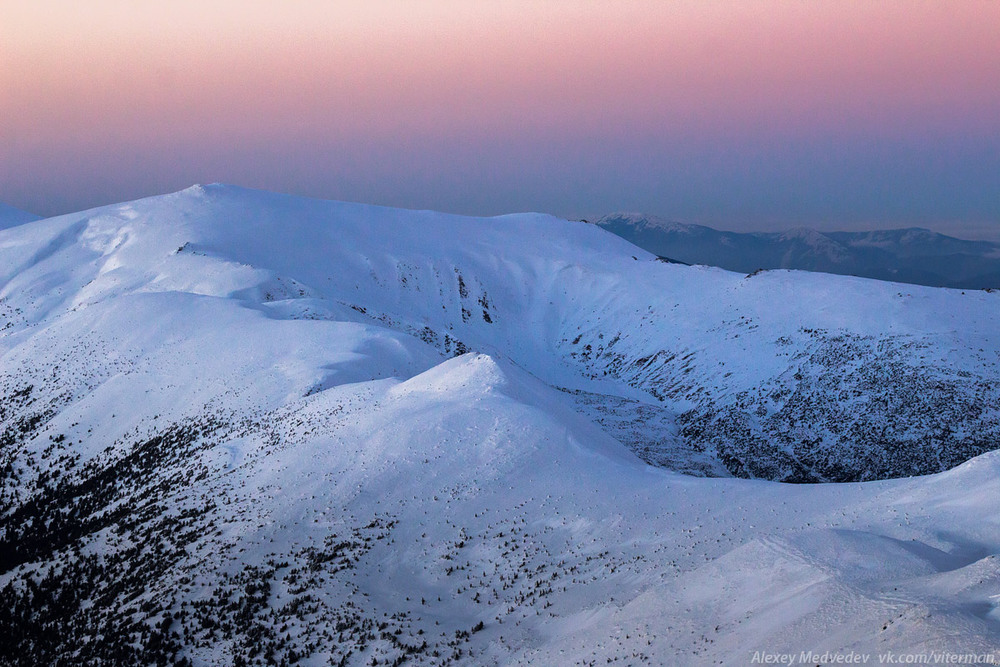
[595,213,1000,289]
[0,202,40,229]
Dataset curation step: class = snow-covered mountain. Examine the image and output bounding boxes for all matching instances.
[596,212,1000,289]
[2,185,999,665]
[0,202,40,230]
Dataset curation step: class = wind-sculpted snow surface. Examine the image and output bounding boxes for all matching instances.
[1,185,999,665]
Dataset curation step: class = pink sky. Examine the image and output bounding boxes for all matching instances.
[2,1,999,236]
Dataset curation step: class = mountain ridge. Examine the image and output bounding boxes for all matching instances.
[2,185,999,665]
[0,201,41,230]
[596,212,1000,288]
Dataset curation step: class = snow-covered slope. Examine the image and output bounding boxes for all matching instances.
[1,185,999,665]
[0,201,40,230]
[596,212,1000,289]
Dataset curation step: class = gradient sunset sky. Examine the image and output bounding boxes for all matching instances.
[2,1,999,238]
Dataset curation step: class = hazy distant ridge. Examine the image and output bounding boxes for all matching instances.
[596,213,1000,289]
[0,201,41,229]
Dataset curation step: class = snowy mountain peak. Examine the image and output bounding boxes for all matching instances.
[4,184,999,482]
[3,187,1000,664]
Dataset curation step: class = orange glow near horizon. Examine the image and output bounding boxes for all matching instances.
[2,1,1000,234]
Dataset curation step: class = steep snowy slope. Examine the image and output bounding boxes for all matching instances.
[8,183,993,483]
[1,186,999,666]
